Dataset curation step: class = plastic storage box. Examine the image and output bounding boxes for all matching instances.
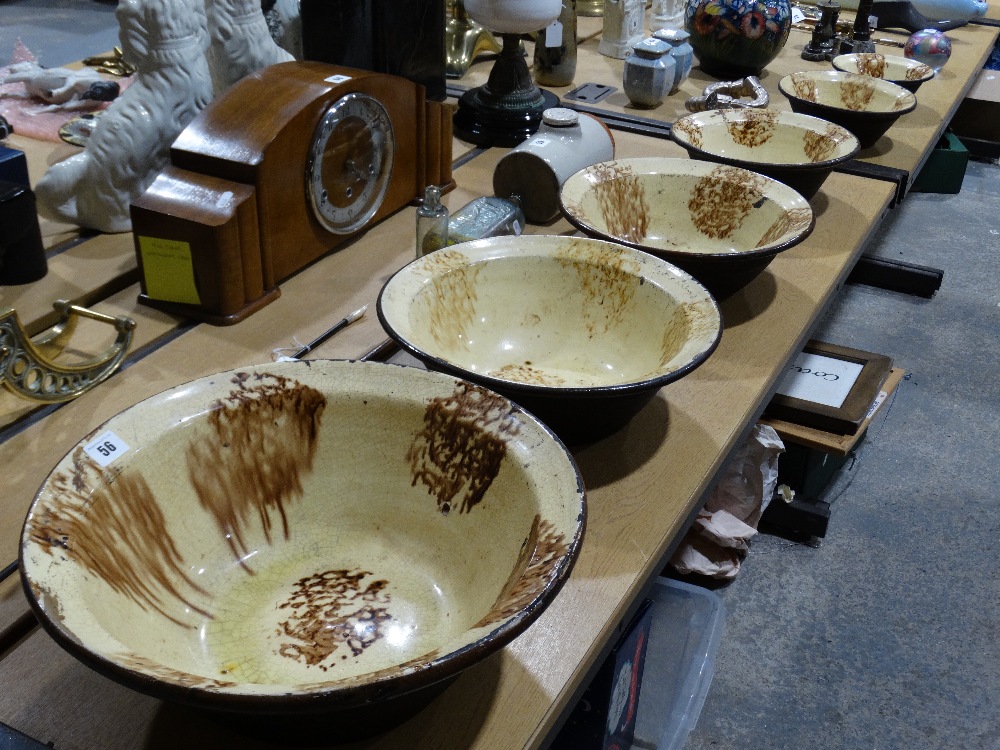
[630,577,726,750]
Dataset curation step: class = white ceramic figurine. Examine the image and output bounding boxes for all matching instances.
[1,62,120,110]
[205,0,295,97]
[34,0,214,233]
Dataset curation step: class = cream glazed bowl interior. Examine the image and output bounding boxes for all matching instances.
[559,157,815,299]
[377,235,722,445]
[670,108,860,200]
[831,53,935,93]
[777,70,918,149]
[20,360,585,726]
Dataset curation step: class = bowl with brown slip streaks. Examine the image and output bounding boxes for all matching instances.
[377,234,723,445]
[19,359,585,738]
[559,157,815,300]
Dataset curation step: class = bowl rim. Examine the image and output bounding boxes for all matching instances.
[19,359,587,714]
[777,70,918,118]
[830,53,935,84]
[559,156,816,262]
[670,109,862,171]
[376,235,723,399]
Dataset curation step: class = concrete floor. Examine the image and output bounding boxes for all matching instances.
[686,159,1000,750]
[2,3,999,749]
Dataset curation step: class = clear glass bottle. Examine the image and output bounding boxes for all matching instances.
[532,0,578,87]
[415,185,449,257]
[447,195,526,245]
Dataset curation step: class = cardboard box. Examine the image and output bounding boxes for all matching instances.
[950,69,1000,144]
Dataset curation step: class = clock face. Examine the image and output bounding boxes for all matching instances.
[306,92,396,235]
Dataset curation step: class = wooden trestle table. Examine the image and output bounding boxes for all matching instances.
[0,11,995,749]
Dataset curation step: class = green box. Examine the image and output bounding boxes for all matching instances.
[777,432,867,500]
[910,131,969,194]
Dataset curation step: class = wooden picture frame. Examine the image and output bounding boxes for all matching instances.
[765,340,893,435]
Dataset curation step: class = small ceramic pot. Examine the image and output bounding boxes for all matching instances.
[904,29,952,72]
[684,0,792,78]
[623,37,676,108]
[654,27,694,93]
[493,107,615,223]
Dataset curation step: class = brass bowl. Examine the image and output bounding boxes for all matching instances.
[20,360,585,731]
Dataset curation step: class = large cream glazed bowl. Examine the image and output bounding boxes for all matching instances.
[559,157,815,299]
[20,360,585,720]
[670,109,861,200]
[831,53,935,93]
[377,235,723,445]
[777,70,917,149]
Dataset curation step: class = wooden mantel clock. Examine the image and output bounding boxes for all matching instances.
[131,61,454,325]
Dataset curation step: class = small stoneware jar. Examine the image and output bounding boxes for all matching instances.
[623,37,676,108]
[654,27,694,93]
[493,107,615,223]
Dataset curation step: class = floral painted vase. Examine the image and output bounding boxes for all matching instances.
[684,0,792,78]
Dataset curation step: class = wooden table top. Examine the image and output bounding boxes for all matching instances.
[0,10,993,749]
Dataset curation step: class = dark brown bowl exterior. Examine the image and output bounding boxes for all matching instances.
[559,212,816,301]
[644,249,781,300]
[420,362,665,445]
[675,148,840,201]
[785,98,904,149]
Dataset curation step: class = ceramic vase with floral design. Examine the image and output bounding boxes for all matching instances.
[684,0,792,78]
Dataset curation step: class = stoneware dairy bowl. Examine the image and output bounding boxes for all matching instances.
[777,70,917,149]
[559,157,815,299]
[670,109,860,200]
[376,235,722,444]
[831,53,935,93]
[20,360,585,729]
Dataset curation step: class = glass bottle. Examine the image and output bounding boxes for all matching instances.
[532,0,578,87]
[415,185,449,257]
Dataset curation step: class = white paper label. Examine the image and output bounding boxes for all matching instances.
[866,389,888,419]
[791,7,806,23]
[84,430,130,468]
[775,352,864,408]
[545,20,562,47]
[325,74,352,85]
[530,137,551,148]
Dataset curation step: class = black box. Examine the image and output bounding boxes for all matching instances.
[300,0,446,101]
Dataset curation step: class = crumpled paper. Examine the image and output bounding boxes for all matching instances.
[670,424,785,579]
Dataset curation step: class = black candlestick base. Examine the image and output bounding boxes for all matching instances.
[452,32,560,147]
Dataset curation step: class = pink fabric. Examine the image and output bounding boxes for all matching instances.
[0,40,133,144]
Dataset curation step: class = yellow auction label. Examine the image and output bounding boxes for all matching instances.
[138,236,201,305]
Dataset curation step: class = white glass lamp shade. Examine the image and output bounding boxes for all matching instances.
[464,0,562,33]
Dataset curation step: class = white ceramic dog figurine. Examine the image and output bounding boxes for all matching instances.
[34,0,214,233]
[205,0,294,96]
